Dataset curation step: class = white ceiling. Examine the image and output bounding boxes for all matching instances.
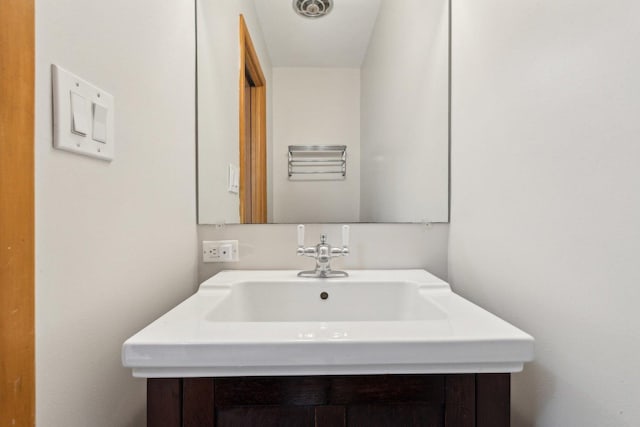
[253,0,382,67]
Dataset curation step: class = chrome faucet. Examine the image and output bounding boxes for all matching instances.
[296,225,349,278]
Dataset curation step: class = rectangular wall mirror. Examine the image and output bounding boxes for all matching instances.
[197,0,450,224]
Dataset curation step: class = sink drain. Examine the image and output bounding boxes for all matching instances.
[320,292,329,300]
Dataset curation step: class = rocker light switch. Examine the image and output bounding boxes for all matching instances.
[228,164,239,194]
[92,103,108,143]
[70,92,89,136]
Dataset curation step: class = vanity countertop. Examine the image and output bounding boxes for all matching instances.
[122,269,534,377]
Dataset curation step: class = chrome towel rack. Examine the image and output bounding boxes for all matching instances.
[288,145,346,179]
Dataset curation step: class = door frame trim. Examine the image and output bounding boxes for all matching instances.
[0,0,36,424]
[238,14,267,223]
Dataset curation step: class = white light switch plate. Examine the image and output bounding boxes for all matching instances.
[227,164,239,194]
[52,64,115,161]
[202,240,239,263]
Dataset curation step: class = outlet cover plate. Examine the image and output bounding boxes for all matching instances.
[52,64,115,161]
[202,240,239,263]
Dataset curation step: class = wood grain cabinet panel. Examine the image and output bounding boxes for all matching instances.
[147,374,511,427]
[315,406,346,426]
[217,406,315,427]
[347,404,443,427]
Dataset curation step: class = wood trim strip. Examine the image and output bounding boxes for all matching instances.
[183,378,215,427]
[476,373,510,427]
[329,375,445,405]
[239,16,248,223]
[444,374,475,427]
[251,86,267,222]
[215,376,329,406]
[147,379,182,427]
[0,0,35,425]
[250,87,260,220]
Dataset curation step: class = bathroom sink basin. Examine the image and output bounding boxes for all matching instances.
[123,270,534,377]
[205,279,447,322]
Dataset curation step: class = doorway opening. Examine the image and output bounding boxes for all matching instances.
[239,15,267,223]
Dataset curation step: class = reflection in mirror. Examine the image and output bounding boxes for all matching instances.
[197,0,449,224]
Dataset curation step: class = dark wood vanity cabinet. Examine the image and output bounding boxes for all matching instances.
[147,373,510,427]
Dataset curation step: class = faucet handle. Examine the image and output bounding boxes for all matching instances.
[342,225,349,248]
[297,224,305,247]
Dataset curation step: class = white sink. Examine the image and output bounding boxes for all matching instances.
[206,279,447,322]
[123,270,534,377]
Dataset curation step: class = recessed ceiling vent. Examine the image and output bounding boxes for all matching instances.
[293,0,333,18]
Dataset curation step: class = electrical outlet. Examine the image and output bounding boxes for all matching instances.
[202,240,239,263]
[202,242,219,262]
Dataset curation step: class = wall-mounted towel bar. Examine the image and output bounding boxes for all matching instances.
[288,145,346,179]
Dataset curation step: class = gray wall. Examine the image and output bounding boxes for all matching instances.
[360,0,449,223]
[198,224,449,283]
[449,0,640,425]
[35,1,198,425]
[272,68,361,223]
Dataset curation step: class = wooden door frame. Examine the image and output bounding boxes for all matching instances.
[0,0,36,425]
[238,15,267,223]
